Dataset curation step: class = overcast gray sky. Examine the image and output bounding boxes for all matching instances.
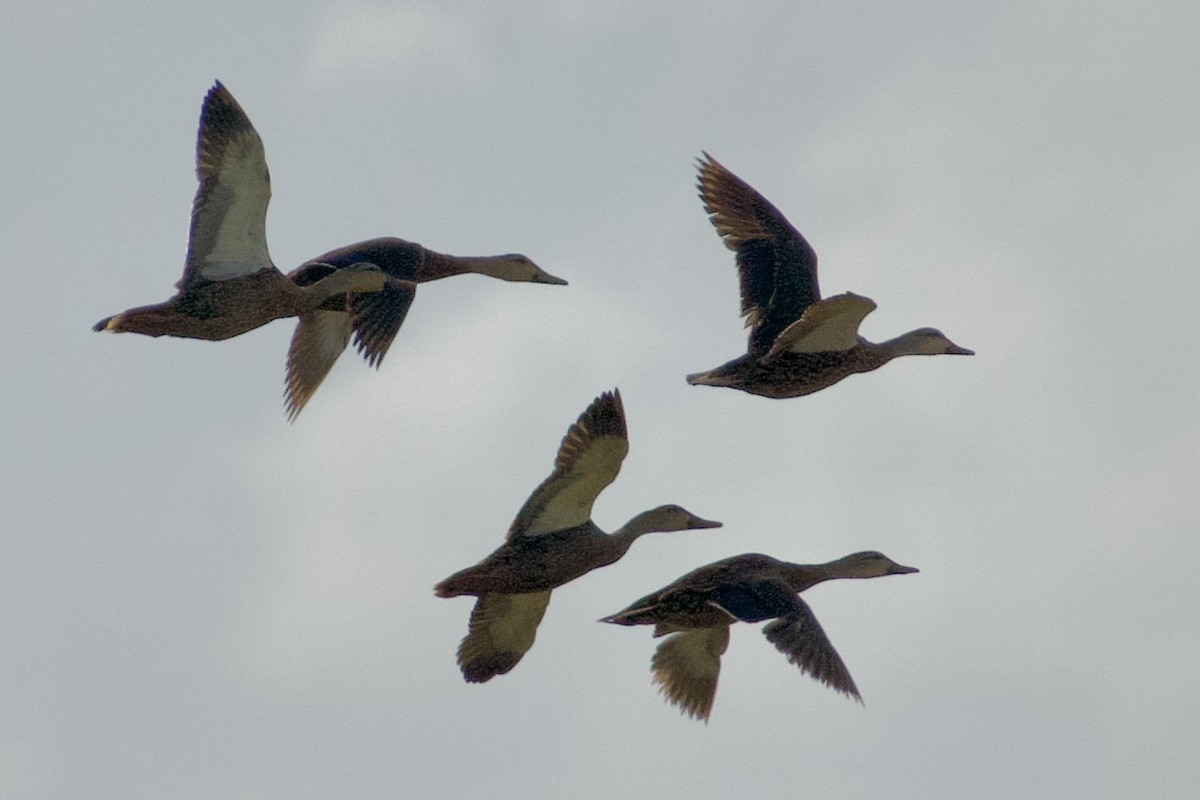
[3,1,1198,798]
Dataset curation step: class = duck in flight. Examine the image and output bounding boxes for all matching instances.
[94,81,566,419]
[285,237,566,420]
[603,550,918,722]
[93,82,386,342]
[435,390,721,683]
[686,153,972,398]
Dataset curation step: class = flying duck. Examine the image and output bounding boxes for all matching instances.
[435,390,721,682]
[603,550,918,721]
[686,153,972,397]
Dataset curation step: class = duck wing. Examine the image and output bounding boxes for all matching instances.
[284,308,353,421]
[763,292,877,358]
[651,625,731,722]
[507,390,629,540]
[291,240,424,368]
[761,597,861,702]
[347,280,417,367]
[180,82,275,288]
[696,153,820,358]
[709,576,807,623]
[456,591,552,683]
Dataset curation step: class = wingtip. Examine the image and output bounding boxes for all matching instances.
[282,390,305,424]
[458,652,520,683]
[685,370,722,387]
[580,388,626,438]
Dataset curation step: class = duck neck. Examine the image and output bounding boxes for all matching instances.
[607,511,664,557]
[780,561,838,593]
[877,330,934,358]
[423,251,498,280]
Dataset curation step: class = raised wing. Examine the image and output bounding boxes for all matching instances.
[763,292,877,358]
[696,153,820,358]
[180,82,274,287]
[762,597,862,702]
[651,625,731,722]
[507,390,629,539]
[284,309,353,421]
[456,591,552,682]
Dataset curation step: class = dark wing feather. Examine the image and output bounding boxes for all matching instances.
[696,153,820,358]
[290,244,422,368]
[711,577,802,623]
[762,597,862,702]
[349,280,418,367]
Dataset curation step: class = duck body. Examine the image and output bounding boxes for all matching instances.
[95,269,287,340]
[296,236,556,284]
[96,263,383,340]
[686,342,894,398]
[688,152,971,398]
[603,551,918,721]
[435,521,623,596]
[434,390,721,682]
[607,552,829,632]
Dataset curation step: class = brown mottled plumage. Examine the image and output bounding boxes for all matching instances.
[93,82,386,342]
[686,153,973,397]
[434,390,721,683]
[603,551,918,722]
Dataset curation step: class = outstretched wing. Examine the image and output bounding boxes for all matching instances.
[696,153,820,358]
[651,625,731,723]
[456,591,552,683]
[762,597,862,702]
[181,82,274,287]
[507,390,629,540]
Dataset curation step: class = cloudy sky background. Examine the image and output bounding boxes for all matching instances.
[3,1,1198,797]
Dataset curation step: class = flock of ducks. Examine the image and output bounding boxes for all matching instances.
[95,81,971,722]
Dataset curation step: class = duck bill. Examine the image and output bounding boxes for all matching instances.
[946,343,974,355]
[535,271,569,285]
[890,563,920,574]
[687,515,723,529]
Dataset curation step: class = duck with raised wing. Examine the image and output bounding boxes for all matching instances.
[603,551,918,722]
[94,81,566,419]
[686,153,972,398]
[93,82,386,342]
[284,238,566,419]
[435,390,721,683]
